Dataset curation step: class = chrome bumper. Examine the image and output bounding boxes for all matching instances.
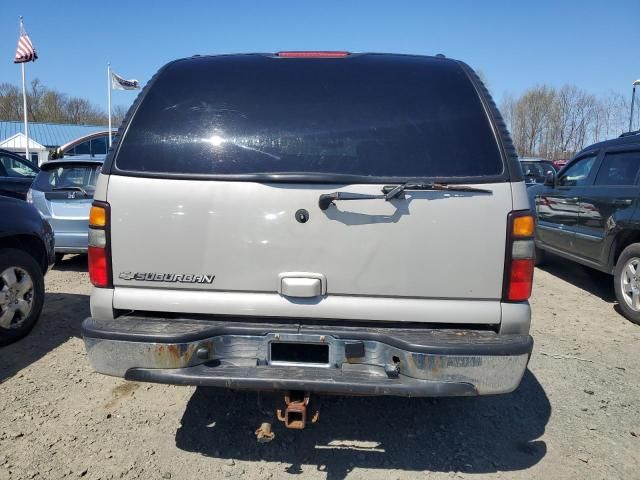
[82,317,532,397]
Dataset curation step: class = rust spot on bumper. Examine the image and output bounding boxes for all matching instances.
[152,343,197,368]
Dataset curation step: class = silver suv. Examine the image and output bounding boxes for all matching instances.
[81,52,534,427]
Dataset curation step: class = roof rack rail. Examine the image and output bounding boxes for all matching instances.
[619,130,640,138]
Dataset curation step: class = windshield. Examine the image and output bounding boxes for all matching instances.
[115,55,504,180]
[0,154,38,178]
[521,161,556,180]
[32,164,101,192]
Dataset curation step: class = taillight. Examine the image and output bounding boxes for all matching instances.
[276,51,350,58]
[88,246,109,287]
[88,201,111,288]
[503,211,535,302]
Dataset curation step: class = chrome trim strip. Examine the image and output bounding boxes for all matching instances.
[537,223,574,234]
[574,231,603,242]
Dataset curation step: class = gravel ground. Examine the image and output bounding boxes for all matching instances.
[0,254,639,480]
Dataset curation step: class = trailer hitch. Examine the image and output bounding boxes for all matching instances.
[276,391,319,429]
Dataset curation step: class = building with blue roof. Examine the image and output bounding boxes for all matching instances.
[0,120,108,165]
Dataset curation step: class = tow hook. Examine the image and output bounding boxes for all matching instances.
[276,391,319,429]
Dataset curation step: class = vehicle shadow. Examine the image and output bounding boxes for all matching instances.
[0,292,87,383]
[537,253,615,303]
[52,254,88,273]
[175,370,549,479]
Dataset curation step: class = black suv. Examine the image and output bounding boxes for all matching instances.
[530,131,640,323]
[0,195,55,345]
[0,149,39,200]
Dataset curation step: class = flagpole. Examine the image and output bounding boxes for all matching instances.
[107,63,112,147]
[20,18,30,162]
[21,60,31,162]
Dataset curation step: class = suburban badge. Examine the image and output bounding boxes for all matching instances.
[118,272,215,284]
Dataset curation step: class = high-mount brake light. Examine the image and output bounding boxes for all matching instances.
[88,201,112,288]
[276,51,350,58]
[503,211,535,302]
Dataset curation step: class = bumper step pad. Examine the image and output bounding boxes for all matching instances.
[126,363,478,397]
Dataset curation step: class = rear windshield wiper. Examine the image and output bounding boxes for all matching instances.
[382,182,493,199]
[318,182,493,211]
[53,185,89,196]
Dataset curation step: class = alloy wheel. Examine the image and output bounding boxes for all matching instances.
[620,257,640,311]
[0,266,34,329]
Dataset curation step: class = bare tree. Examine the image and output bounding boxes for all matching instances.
[598,91,637,137]
[64,98,103,124]
[507,85,556,157]
[500,93,515,131]
[0,83,22,120]
[0,78,119,126]
[27,79,46,122]
[39,90,68,124]
[110,105,129,128]
[502,84,635,161]
[547,85,598,158]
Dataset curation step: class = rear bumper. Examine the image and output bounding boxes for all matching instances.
[82,316,533,397]
[52,231,88,253]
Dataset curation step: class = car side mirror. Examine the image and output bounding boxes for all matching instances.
[544,171,556,187]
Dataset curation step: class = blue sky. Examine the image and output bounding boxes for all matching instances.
[0,0,638,115]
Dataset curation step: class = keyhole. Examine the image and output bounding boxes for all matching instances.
[295,209,309,223]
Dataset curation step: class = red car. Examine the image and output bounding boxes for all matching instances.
[552,159,568,170]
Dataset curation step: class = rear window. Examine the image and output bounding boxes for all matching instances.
[594,151,640,186]
[115,55,503,180]
[521,161,556,177]
[33,163,101,192]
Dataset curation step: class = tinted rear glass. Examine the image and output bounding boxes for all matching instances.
[521,161,556,178]
[33,164,102,192]
[594,151,640,186]
[115,55,503,180]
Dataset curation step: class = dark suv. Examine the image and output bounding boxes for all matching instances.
[0,149,39,200]
[0,195,55,345]
[530,131,640,323]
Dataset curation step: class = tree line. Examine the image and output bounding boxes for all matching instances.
[501,85,638,161]
[0,78,127,126]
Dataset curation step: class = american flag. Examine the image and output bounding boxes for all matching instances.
[14,19,37,64]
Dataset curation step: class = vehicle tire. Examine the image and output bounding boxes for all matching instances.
[55,253,65,264]
[534,245,546,266]
[613,243,640,325]
[0,249,45,346]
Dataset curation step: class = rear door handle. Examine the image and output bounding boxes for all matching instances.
[613,199,633,206]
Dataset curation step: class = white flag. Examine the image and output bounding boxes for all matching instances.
[111,72,140,90]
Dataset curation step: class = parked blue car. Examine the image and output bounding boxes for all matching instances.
[27,156,103,261]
